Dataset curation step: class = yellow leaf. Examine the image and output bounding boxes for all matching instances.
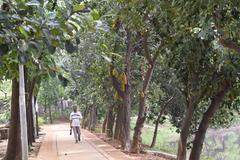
[122,72,127,84]
[121,84,125,91]
[114,91,118,100]
[73,2,85,12]
[112,68,118,77]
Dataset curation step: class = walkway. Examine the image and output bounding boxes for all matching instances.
[33,123,131,160]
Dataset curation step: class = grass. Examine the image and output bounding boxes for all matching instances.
[202,129,240,160]
[94,117,240,159]
[130,117,179,154]
[130,117,240,159]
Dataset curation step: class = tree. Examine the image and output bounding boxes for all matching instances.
[0,0,86,158]
[165,1,240,159]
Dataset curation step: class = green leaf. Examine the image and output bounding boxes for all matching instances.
[50,28,61,36]
[51,39,60,47]
[91,9,100,20]
[73,3,85,12]
[18,26,28,39]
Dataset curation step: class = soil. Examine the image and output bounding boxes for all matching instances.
[0,131,45,159]
[95,133,170,160]
[29,133,45,158]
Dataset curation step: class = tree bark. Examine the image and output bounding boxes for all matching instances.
[4,79,21,160]
[90,105,97,131]
[114,105,124,140]
[151,114,161,148]
[61,100,64,116]
[82,106,90,129]
[177,96,196,160]
[151,97,173,148]
[131,64,156,153]
[189,83,230,160]
[26,78,36,145]
[120,28,133,151]
[49,105,53,124]
[35,96,39,137]
[102,112,107,133]
[106,105,115,137]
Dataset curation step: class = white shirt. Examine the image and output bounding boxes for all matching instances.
[70,111,82,126]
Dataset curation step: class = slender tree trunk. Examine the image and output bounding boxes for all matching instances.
[114,105,124,140]
[49,105,53,124]
[35,104,39,137]
[130,95,146,153]
[82,106,90,129]
[32,96,37,138]
[4,79,21,160]
[90,105,97,131]
[44,97,47,114]
[151,114,162,148]
[25,67,34,146]
[33,96,39,137]
[102,113,107,133]
[26,78,36,146]
[151,97,173,148]
[61,100,64,116]
[189,83,230,160]
[106,105,115,137]
[131,64,155,153]
[177,96,196,160]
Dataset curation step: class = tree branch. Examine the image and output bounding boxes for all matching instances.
[219,38,240,53]
[213,8,240,53]
[142,32,152,64]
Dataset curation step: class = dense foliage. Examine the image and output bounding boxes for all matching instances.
[0,0,240,160]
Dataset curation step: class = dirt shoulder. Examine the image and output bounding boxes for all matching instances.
[94,132,176,160]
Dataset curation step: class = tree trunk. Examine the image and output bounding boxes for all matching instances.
[49,105,53,124]
[82,106,90,129]
[102,113,107,133]
[44,104,47,113]
[177,96,196,160]
[106,105,115,137]
[120,28,133,151]
[85,105,97,131]
[34,96,39,137]
[61,100,64,116]
[4,79,21,160]
[114,105,124,140]
[32,96,37,138]
[151,97,173,148]
[131,64,155,153]
[90,105,97,131]
[26,78,36,146]
[189,83,230,160]
[151,114,162,148]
